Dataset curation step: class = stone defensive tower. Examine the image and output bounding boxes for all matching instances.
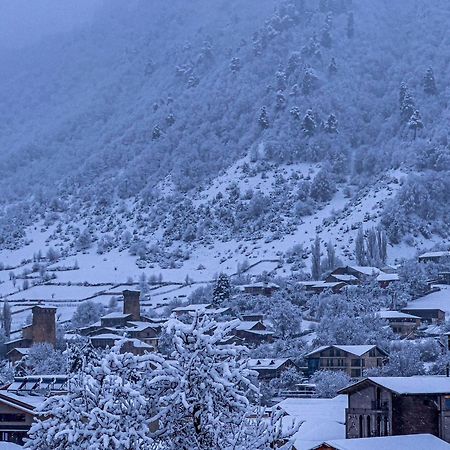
[123,290,141,321]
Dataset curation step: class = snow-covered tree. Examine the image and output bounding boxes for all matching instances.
[324,113,338,133]
[26,343,161,450]
[24,343,67,375]
[328,57,337,75]
[152,124,162,140]
[302,68,317,95]
[268,295,302,339]
[71,301,106,329]
[258,106,270,129]
[212,273,231,305]
[148,315,299,449]
[311,234,322,280]
[310,169,336,202]
[310,370,351,398]
[400,89,415,123]
[230,57,241,73]
[408,109,424,139]
[423,67,437,95]
[355,226,366,266]
[2,300,11,338]
[302,109,316,136]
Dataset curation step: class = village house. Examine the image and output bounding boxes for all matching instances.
[327,266,399,288]
[0,375,68,445]
[339,376,450,442]
[171,303,231,318]
[305,345,388,378]
[419,251,450,264]
[240,281,280,297]
[377,310,421,337]
[401,307,446,324]
[311,434,450,450]
[5,306,57,362]
[231,319,274,345]
[247,358,298,380]
[78,290,163,353]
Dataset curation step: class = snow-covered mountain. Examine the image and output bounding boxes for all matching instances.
[1,0,450,283]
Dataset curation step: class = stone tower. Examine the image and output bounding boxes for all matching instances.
[31,305,57,346]
[123,290,141,321]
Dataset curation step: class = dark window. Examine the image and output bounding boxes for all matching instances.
[359,415,364,438]
[366,415,371,437]
[0,414,26,422]
[445,396,450,410]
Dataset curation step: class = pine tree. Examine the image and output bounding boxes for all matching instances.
[290,106,301,121]
[275,66,287,91]
[324,113,338,133]
[328,57,337,76]
[302,68,317,95]
[347,11,354,38]
[230,57,241,73]
[165,113,175,126]
[365,228,381,266]
[258,106,269,129]
[2,300,11,338]
[311,235,322,280]
[399,82,408,109]
[276,90,286,109]
[212,273,231,305]
[423,67,437,95]
[408,109,424,139]
[355,226,366,266]
[400,90,416,123]
[152,124,162,140]
[302,109,317,136]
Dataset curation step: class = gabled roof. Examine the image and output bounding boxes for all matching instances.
[248,358,291,370]
[305,345,386,358]
[315,434,450,450]
[340,376,450,395]
[376,273,399,282]
[346,266,381,276]
[377,310,420,320]
[419,251,450,259]
[330,274,358,282]
[101,312,132,319]
[235,320,265,331]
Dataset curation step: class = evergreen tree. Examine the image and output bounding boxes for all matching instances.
[276,90,286,110]
[275,66,287,91]
[423,67,437,95]
[400,90,416,123]
[408,109,424,139]
[346,11,354,38]
[258,106,269,129]
[377,228,388,264]
[212,273,231,305]
[152,124,162,140]
[290,106,301,121]
[311,235,322,280]
[324,113,338,133]
[230,57,241,73]
[310,168,336,202]
[399,82,407,109]
[2,300,11,338]
[165,113,175,126]
[355,226,366,266]
[302,68,317,95]
[328,57,337,76]
[302,109,316,136]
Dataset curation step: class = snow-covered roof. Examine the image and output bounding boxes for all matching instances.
[235,321,263,331]
[172,303,211,312]
[311,282,346,288]
[248,359,290,370]
[331,274,358,282]
[419,251,450,259]
[101,312,132,319]
[90,333,124,340]
[377,310,420,320]
[277,396,347,450]
[376,273,399,282]
[7,347,30,356]
[406,285,450,314]
[127,321,159,331]
[348,266,381,275]
[305,345,379,358]
[341,376,450,395]
[242,282,280,289]
[317,434,450,450]
[0,441,24,450]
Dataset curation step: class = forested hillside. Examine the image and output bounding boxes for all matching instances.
[1,0,450,263]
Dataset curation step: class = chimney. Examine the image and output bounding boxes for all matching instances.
[123,290,141,321]
[31,306,57,346]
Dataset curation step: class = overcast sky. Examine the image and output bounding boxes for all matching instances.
[0,0,103,50]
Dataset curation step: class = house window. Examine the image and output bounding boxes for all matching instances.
[444,396,450,410]
[0,413,26,422]
[366,415,371,437]
[351,368,361,378]
[359,415,364,438]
